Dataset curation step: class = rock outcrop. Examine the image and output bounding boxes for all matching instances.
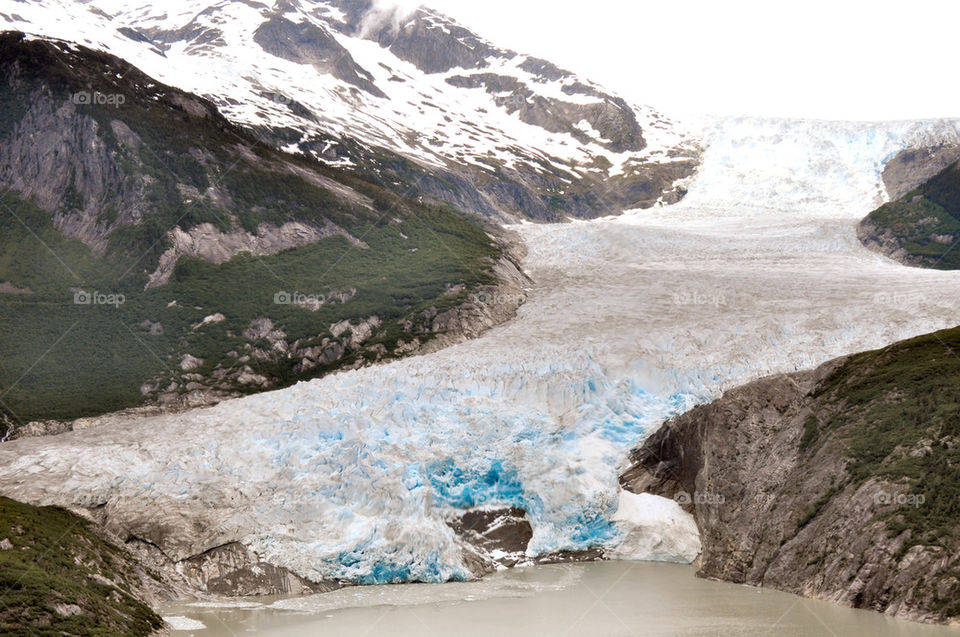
[859,136,960,269]
[445,505,609,576]
[882,143,960,201]
[122,537,341,598]
[622,327,960,625]
[146,220,367,288]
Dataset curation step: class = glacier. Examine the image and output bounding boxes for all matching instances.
[3,118,960,585]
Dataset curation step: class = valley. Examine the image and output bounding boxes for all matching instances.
[2,117,960,611]
[1,1,959,634]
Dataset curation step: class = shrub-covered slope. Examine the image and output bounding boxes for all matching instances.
[0,496,166,636]
[0,32,521,432]
[860,159,960,269]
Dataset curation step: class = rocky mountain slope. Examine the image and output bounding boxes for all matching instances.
[858,163,960,270]
[858,126,960,269]
[622,326,960,624]
[0,32,525,432]
[0,496,167,635]
[1,0,700,220]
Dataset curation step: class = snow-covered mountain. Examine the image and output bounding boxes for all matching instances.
[0,0,700,219]
[3,118,960,589]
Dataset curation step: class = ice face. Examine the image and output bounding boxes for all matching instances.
[675,117,960,217]
[3,118,960,584]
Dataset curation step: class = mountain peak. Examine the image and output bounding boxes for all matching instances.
[3,0,699,220]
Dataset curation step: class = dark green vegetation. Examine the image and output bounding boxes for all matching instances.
[807,326,960,554]
[0,496,164,636]
[0,32,503,429]
[862,161,960,268]
[0,192,497,424]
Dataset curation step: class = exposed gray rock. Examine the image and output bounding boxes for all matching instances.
[0,96,149,254]
[367,8,501,74]
[174,541,340,597]
[882,144,960,200]
[179,354,203,372]
[445,73,645,154]
[107,530,340,599]
[621,354,960,625]
[857,218,920,267]
[254,15,384,97]
[52,603,84,617]
[447,505,606,576]
[447,507,533,571]
[146,219,366,288]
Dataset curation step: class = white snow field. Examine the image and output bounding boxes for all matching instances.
[3,0,696,182]
[3,118,960,585]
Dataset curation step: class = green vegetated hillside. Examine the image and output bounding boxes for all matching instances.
[0,496,165,636]
[860,160,960,269]
[0,32,507,430]
[806,327,960,555]
[790,327,960,619]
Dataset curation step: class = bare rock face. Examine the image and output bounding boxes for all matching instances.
[882,144,960,201]
[447,507,533,573]
[856,218,914,265]
[146,220,366,288]
[622,343,960,625]
[446,505,605,576]
[254,15,384,97]
[122,537,341,597]
[0,96,150,255]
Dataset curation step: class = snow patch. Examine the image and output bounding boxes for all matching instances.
[609,491,700,562]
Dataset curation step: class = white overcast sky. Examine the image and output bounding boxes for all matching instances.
[413,0,958,121]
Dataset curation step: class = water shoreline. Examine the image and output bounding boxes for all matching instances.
[159,561,960,636]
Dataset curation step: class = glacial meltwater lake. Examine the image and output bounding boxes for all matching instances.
[160,562,960,636]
